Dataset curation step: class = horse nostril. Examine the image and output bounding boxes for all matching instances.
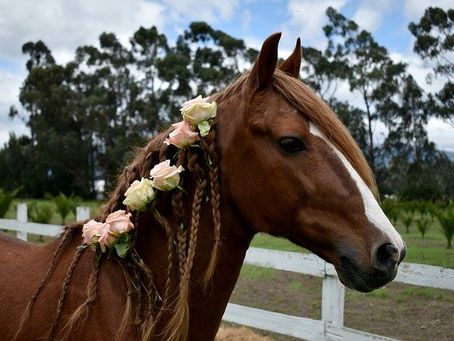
[375,243,399,270]
[399,244,407,263]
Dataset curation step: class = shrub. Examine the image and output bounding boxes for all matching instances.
[29,202,55,224]
[53,193,77,224]
[435,206,454,249]
[401,212,413,234]
[0,188,19,218]
[415,215,431,239]
[381,198,400,225]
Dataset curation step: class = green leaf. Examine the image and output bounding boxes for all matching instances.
[115,242,130,259]
[197,120,211,137]
[77,244,88,251]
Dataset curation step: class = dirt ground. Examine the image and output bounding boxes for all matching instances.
[224,270,454,341]
[216,326,272,340]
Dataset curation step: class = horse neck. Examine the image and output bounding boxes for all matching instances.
[133,168,254,338]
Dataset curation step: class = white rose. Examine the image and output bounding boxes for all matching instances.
[123,178,156,211]
[180,95,217,126]
[149,160,184,191]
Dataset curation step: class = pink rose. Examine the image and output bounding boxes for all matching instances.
[98,228,117,252]
[164,121,199,149]
[105,210,134,234]
[82,219,107,244]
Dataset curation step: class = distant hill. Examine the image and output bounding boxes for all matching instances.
[444,150,454,160]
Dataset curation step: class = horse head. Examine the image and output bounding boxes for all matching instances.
[215,33,406,292]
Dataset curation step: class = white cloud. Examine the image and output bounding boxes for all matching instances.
[0,0,166,62]
[427,118,454,152]
[241,9,252,30]
[389,51,445,93]
[0,69,28,144]
[403,0,453,21]
[352,0,395,32]
[159,0,240,23]
[285,0,347,49]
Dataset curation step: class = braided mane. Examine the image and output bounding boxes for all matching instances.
[15,120,222,341]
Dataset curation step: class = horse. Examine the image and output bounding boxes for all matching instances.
[0,33,406,341]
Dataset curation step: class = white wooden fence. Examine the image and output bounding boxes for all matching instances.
[1,203,453,340]
[0,203,90,241]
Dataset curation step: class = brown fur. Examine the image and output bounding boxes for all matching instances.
[0,34,400,341]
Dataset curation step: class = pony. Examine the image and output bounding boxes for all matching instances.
[0,33,406,340]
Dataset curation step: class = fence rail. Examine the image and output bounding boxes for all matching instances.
[1,203,453,340]
[0,203,90,241]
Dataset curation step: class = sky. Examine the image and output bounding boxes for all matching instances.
[0,0,453,151]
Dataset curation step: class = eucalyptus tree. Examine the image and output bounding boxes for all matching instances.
[130,26,171,132]
[74,32,142,190]
[323,7,407,170]
[9,41,91,197]
[409,7,454,126]
[179,22,255,95]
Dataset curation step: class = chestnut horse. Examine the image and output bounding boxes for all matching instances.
[0,33,405,340]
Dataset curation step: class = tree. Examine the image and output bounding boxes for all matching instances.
[9,41,91,197]
[301,46,348,103]
[409,7,454,126]
[323,7,407,170]
[74,32,144,190]
[130,26,172,130]
[179,22,255,95]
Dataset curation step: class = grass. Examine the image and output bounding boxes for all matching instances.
[239,265,277,280]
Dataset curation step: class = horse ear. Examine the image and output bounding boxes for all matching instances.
[279,38,301,78]
[249,32,281,90]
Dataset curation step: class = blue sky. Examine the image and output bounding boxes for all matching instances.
[0,0,453,150]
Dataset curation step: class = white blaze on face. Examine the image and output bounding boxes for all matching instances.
[309,123,405,250]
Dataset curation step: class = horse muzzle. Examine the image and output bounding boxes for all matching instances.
[336,242,406,292]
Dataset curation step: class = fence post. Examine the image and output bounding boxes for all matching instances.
[76,206,90,221]
[321,274,345,330]
[16,203,28,241]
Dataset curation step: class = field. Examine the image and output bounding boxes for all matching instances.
[2,200,454,340]
[230,223,454,340]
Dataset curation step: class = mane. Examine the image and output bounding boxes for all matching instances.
[212,70,378,198]
[16,123,222,341]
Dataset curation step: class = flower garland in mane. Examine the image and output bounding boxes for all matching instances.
[16,95,222,341]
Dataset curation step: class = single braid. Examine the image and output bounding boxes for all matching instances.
[201,129,222,285]
[174,191,187,286]
[117,260,141,341]
[13,228,72,340]
[163,155,207,341]
[48,246,85,339]
[142,210,176,340]
[62,255,102,338]
[173,151,188,288]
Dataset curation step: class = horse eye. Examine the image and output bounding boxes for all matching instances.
[278,137,306,153]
